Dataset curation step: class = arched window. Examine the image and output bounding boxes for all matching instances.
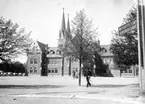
[56,50,61,55]
[50,50,55,54]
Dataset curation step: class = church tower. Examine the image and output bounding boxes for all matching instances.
[58,8,66,48]
[66,14,72,42]
[58,9,72,48]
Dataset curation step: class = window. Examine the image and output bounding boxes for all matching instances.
[48,70,51,73]
[30,67,33,73]
[56,50,61,55]
[50,50,55,54]
[55,68,58,73]
[30,70,33,73]
[129,70,132,73]
[30,59,33,64]
[52,69,54,73]
[34,59,37,64]
[48,68,50,73]
[34,70,37,73]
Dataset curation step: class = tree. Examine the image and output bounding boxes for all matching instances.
[110,7,138,70]
[63,9,100,86]
[0,61,26,73]
[0,17,33,62]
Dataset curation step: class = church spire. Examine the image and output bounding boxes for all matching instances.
[66,14,72,40]
[61,8,66,34]
[67,14,70,33]
[58,8,66,47]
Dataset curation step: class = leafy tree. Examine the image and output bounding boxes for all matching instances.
[110,7,138,70]
[0,17,33,62]
[0,61,26,74]
[62,9,100,86]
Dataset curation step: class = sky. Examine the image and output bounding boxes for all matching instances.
[0,0,136,46]
[0,0,136,62]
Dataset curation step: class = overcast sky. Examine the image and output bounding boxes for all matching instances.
[0,0,136,47]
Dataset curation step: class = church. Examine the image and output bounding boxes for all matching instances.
[26,9,117,76]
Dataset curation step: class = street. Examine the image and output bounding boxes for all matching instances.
[0,76,144,104]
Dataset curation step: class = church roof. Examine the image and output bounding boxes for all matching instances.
[47,44,113,58]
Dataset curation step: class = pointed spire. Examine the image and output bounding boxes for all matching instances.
[67,14,70,33]
[66,14,72,40]
[61,8,66,34]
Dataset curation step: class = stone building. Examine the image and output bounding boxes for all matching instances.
[26,41,48,75]
[26,42,115,76]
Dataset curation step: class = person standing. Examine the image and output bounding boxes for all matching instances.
[86,69,91,87]
[72,68,75,78]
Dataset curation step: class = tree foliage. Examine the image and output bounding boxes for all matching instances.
[0,61,26,73]
[110,7,138,69]
[62,10,111,77]
[64,9,100,61]
[0,17,33,62]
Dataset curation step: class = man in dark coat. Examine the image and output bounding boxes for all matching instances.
[86,70,91,87]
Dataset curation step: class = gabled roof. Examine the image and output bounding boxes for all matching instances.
[37,41,47,51]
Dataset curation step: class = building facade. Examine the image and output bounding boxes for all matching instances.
[26,9,116,76]
[26,42,42,75]
[26,9,117,76]
[101,45,116,70]
[46,47,79,76]
[26,41,115,76]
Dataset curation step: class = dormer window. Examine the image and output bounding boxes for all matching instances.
[56,50,61,55]
[50,50,55,54]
